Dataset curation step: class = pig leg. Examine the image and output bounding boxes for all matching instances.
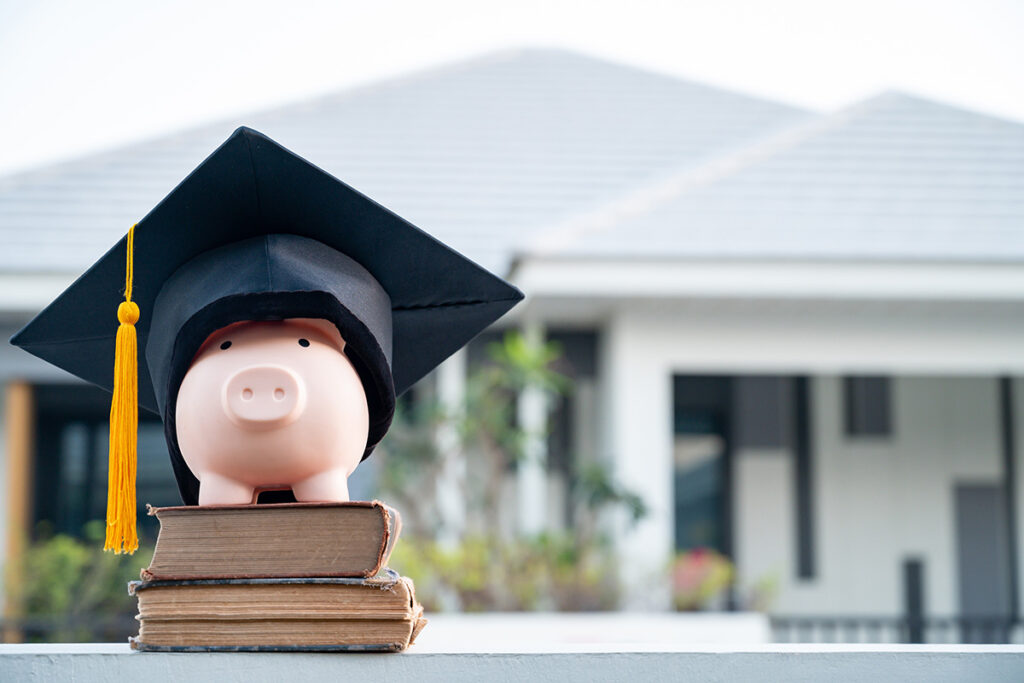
[198,471,256,505]
[291,467,350,502]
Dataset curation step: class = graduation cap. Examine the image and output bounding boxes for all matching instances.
[10,127,523,553]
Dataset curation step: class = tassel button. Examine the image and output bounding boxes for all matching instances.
[118,301,140,325]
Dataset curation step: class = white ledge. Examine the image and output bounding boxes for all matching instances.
[3,642,1024,682]
[512,258,1024,302]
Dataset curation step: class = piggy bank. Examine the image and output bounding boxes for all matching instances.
[175,318,369,505]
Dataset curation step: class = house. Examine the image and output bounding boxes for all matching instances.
[1,49,1022,638]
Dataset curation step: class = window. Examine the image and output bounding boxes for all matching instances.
[33,383,179,540]
[843,376,892,437]
[672,376,732,555]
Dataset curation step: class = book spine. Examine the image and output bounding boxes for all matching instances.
[369,502,388,577]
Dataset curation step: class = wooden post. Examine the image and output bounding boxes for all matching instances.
[3,382,33,643]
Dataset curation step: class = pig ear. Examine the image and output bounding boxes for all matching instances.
[328,334,347,354]
[288,317,346,353]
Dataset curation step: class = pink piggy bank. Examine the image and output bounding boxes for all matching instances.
[174,318,369,505]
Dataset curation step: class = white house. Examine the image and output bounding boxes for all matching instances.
[2,49,1023,639]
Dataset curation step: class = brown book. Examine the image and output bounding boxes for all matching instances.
[130,571,426,652]
[142,501,401,580]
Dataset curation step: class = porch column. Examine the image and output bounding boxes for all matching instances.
[517,320,548,535]
[435,350,467,547]
[3,381,33,642]
[1012,377,1024,619]
[601,314,674,609]
[0,383,6,627]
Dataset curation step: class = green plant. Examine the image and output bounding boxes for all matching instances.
[8,521,153,642]
[742,571,780,612]
[389,532,621,612]
[377,331,645,612]
[670,548,734,611]
[573,462,647,529]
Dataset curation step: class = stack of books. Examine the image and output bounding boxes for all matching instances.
[129,501,425,652]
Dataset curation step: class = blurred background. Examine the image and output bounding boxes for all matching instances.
[1,0,1023,645]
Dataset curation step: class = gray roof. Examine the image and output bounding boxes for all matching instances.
[0,49,808,275]
[535,92,1024,262]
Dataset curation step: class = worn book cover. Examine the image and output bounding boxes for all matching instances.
[130,570,426,652]
[142,500,401,580]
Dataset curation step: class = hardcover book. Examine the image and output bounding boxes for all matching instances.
[142,501,401,580]
[130,570,425,652]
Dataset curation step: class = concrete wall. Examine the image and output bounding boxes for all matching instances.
[735,376,1010,616]
[5,642,1024,683]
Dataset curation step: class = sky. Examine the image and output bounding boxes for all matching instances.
[0,0,1022,177]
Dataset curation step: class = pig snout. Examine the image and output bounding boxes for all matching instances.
[222,364,306,429]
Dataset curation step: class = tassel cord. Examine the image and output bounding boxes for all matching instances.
[105,226,140,554]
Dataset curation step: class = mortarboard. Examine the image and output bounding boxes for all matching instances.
[10,126,523,552]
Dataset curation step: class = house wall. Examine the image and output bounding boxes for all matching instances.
[601,312,675,608]
[2,299,1023,619]
[594,299,1024,611]
[735,376,1009,617]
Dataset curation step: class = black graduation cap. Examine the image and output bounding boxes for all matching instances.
[10,126,523,549]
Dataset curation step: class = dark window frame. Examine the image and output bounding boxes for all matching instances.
[842,376,893,438]
[794,376,815,579]
[32,382,177,541]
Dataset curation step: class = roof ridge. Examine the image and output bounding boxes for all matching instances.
[506,45,814,115]
[866,89,1024,128]
[522,94,901,259]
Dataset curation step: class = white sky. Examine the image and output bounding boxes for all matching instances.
[0,0,1022,177]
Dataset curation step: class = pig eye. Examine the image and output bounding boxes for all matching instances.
[220,341,232,350]
[298,338,310,347]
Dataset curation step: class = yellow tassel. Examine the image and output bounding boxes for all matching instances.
[105,225,139,554]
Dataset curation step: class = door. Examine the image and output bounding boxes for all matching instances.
[955,483,1012,640]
